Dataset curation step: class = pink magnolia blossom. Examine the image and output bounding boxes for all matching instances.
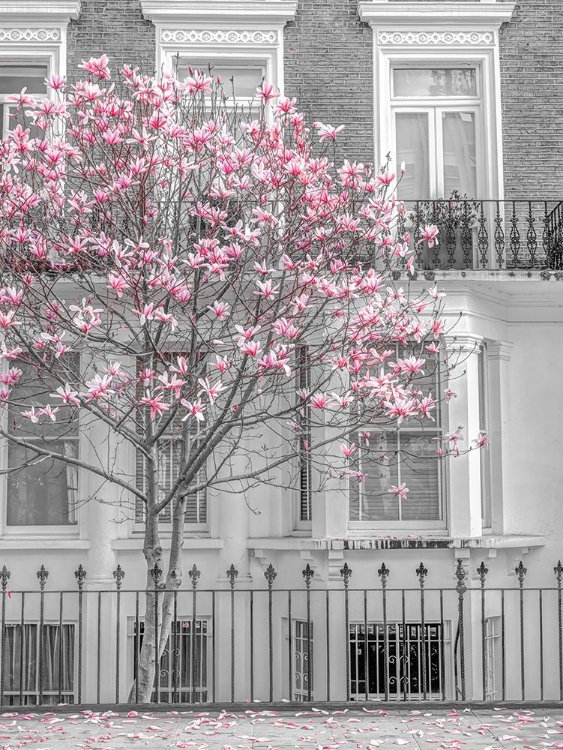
[52,384,80,406]
[310,392,329,409]
[139,392,171,420]
[181,399,206,422]
[340,443,357,458]
[389,482,409,500]
[418,224,439,248]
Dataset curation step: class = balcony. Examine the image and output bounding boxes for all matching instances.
[400,199,563,275]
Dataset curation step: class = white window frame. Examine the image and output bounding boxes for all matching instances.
[140,0,298,106]
[348,347,448,534]
[0,3,79,139]
[358,1,516,201]
[0,356,83,539]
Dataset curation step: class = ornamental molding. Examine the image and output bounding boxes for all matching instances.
[161,28,278,45]
[141,0,297,25]
[378,30,494,46]
[0,1,81,23]
[359,1,516,29]
[0,27,61,43]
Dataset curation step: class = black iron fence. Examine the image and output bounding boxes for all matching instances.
[1,559,563,707]
[402,199,563,271]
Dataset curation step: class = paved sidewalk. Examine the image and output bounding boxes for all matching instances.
[1,706,563,749]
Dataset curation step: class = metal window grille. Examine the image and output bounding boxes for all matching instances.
[293,620,313,701]
[131,619,210,703]
[484,617,500,700]
[349,622,445,700]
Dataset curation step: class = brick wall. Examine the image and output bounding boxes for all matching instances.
[67,0,155,82]
[284,0,374,166]
[500,1,563,199]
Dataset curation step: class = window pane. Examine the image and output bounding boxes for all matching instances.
[0,65,48,95]
[394,68,477,98]
[442,111,477,196]
[399,432,441,520]
[396,113,430,200]
[7,441,78,526]
[349,432,400,522]
[176,60,263,99]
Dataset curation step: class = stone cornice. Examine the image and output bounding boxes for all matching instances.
[140,0,298,25]
[487,341,513,361]
[0,0,81,22]
[358,1,516,30]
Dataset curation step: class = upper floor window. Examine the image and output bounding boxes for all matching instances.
[0,63,48,139]
[393,65,479,200]
[6,356,79,527]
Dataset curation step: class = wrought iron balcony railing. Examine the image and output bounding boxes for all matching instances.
[402,199,563,272]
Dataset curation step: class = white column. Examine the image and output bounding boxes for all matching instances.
[445,333,483,538]
[487,341,513,534]
[81,415,119,703]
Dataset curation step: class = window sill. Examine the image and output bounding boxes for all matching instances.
[112,537,223,550]
[248,534,545,552]
[0,537,91,550]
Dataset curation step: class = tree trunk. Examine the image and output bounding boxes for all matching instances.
[130,495,187,703]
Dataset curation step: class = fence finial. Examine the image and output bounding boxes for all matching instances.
[477,561,488,587]
[515,560,527,586]
[302,563,314,588]
[378,562,390,588]
[149,562,162,586]
[416,561,428,588]
[113,564,125,589]
[74,564,86,589]
[455,559,467,594]
[0,565,10,591]
[226,563,238,588]
[264,563,277,588]
[37,565,49,590]
[340,562,352,585]
[189,564,201,589]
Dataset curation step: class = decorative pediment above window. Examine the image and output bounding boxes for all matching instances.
[139,0,298,26]
[358,1,516,30]
[0,0,81,24]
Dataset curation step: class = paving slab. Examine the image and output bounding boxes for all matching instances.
[1,707,563,749]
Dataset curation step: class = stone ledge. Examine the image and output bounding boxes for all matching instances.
[112,537,223,550]
[248,534,545,552]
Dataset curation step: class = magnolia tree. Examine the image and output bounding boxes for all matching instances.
[0,56,480,699]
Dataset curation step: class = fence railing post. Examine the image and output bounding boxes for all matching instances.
[36,565,49,706]
[0,566,10,707]
[477,561,488,700]
[455,559,467,701]
[516,560,528,700]
[378,563,390,701]
[340,562,352,701]
[113,564,124,704]
[264,563,277,702]
[74,565,86,705]
[302,563,314,702]
[188,564,200,704]
[150,562,162,704]
[226,563,238,703]
[555,561,563,701]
